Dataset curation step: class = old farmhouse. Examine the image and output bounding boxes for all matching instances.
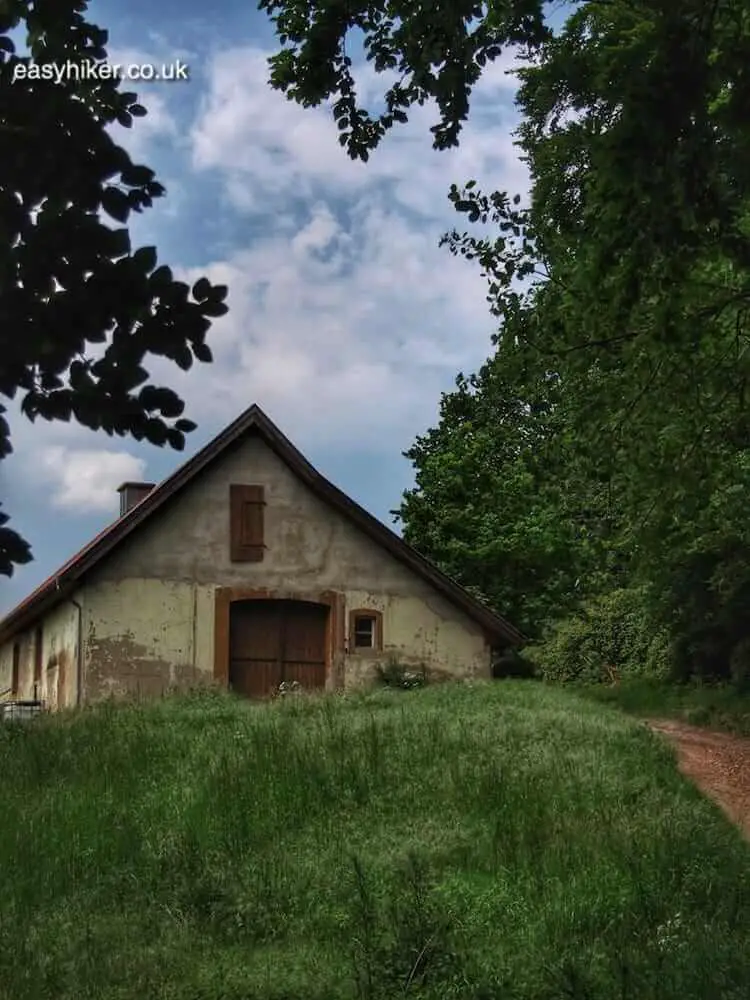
[0,405,522,710]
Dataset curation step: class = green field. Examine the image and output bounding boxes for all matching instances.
[1,682,748,1000]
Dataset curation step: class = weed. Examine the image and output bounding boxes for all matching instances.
[375,656,427,690]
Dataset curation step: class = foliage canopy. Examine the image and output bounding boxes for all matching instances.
[0,0,227,575]
[262,0,750,681]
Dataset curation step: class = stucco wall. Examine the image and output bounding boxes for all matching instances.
[0,634,19,700]
[341,589,488,690]
[0,599,79,708]
[5,432,491,706]
[80,579,214,701]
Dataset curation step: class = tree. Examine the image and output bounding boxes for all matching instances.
[396,303,630,635]
[261,0,750,668]
[260,0,750,523]
[0,0,228,576]
[260,0,750,418]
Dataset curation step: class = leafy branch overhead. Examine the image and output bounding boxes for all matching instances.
[0,0,228,575]
[259,0,549,159]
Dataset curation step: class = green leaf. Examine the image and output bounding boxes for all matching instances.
[150,264,173,289]
[133,245,157,273]
[109,228,131,257]
[201,301,229,318]
[121,163,156,187]
[101,186,131,222]
[193,342,212,363]
[192,277,211,300]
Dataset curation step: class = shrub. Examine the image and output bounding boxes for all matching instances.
[530,587,667,684]
[492,648,537,679]
[375,657,427,690]
[526,613,604,684]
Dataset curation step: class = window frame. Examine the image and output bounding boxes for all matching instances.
[348,608,383,654]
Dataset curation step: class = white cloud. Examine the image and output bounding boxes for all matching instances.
[107,46,182,161]
[34,447,147,514]
[162,43,530,450]
[190,45,529,217]
[134,194,495,454]
[4,36,528,551]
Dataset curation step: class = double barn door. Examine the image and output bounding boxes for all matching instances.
[228,599,327,698]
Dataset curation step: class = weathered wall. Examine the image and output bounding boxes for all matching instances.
[0,599,79,708]
[341,590,489,690]
[0,634,20,700]
[10,432,490,705]
[80,579,214,701]
[41,601,79,709]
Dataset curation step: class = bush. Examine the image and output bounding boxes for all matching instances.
[492,648,537,679]
[529,587,667,684]
[375,657,428,690]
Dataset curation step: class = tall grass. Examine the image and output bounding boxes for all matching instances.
[580,677,750,735]
[0,681,748,999]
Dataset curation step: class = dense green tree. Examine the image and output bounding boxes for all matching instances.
[396,311,628,635]
[261,0,750,495]
[0,0,228,575]
[262,0,750,675]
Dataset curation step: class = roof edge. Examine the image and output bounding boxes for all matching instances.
[0,404,525,647]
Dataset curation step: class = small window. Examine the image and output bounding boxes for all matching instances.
[354,616,374,648]
[348,609,383,653]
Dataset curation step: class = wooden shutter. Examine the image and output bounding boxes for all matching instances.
[230,485,265,562]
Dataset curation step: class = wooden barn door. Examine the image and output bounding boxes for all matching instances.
[229,600,327,698]
[281,602,327,691]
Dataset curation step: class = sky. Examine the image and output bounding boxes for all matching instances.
[0,0,538,616]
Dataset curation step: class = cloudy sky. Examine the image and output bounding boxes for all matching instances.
[0,0,538,616]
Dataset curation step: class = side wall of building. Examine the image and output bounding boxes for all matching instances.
[0,599,80,708]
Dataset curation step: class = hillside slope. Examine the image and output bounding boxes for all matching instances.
[0,682,748,1000]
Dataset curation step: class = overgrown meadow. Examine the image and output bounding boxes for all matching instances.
[0,683,748,1000]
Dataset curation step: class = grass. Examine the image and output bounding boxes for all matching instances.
[0,680,748,1000]
[579,677,750,736]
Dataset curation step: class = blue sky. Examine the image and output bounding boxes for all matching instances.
[0,0,535,615]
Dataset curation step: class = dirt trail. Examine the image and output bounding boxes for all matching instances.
[647,719,750,839]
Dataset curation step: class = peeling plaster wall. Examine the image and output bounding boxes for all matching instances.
[80,580,214,701]
[15,432,490,706]
[0,635,19,700]
[0,600,79,708]
[342,590,489,690]
[41,601,79,709]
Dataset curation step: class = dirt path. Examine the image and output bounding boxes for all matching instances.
[647,719,750,839]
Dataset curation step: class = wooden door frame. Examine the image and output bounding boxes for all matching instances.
[214,587,346,691]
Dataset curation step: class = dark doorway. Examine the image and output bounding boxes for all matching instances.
[228,599,328,698]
